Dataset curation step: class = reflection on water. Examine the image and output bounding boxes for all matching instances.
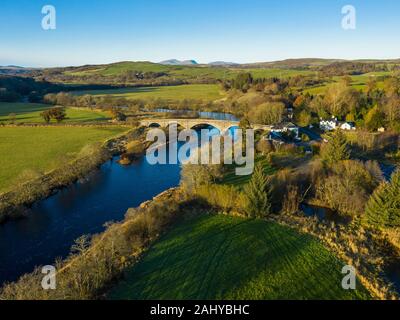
[154,108,239,121]
[300,204,350,224]
[386,262,400,293]
[379,163,397,181]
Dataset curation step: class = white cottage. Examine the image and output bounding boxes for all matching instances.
[340,122,356,131]
[320,117,338,131]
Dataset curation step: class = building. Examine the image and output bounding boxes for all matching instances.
[320,117,338,131]
[270,122,300,139]
[340,122,356,131]
[320,118,356,131]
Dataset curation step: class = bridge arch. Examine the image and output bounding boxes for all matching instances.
[148,122,161,128]
[190,123,221,131]
[140,118,241,135]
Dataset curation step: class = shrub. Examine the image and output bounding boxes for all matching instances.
[281,185,301,215]
[40,106,67,123]
[316,160,382,217]
[256,139,274,155]
[180,164,223,194]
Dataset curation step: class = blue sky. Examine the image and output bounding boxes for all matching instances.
[0,0,399,67]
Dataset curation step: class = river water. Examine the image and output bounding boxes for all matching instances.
[154,108,239,121]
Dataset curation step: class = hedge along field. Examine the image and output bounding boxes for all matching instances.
[109,214,370,300]
[0,126,128,192]
[73,84,226,102]
[0,102,111,124]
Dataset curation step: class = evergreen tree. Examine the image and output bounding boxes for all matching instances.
[321,130,351,164]
[366,170,400,228]
[365,105,385,131]
[244,164,271,218]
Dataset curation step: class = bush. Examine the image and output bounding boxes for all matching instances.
[256,139,274,155]
[281,185,302,215]
[196,184,248,215]
[40,106,67,123]
[316,160,382,217]
[180,164,223,194]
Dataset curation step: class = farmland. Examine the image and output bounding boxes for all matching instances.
[0,126,128,192]
[0,102,111,124]
[303,71,390,95]
[73,84,226,102]
[64,61,312,81]
[109,214,370,300]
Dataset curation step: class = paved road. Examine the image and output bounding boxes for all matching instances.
[299,127,322,142]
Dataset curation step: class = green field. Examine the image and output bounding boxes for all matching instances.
[109,214,370,300]
[0,103,111,124]
[73,84,226,102]
[65,61,311,80]
[246,68,313,79]
[221,157,274,187]
[0,126,128,192]
[304,72,390,95]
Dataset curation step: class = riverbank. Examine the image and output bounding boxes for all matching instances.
[2,177,397,300]
[0,128,136,223]
[0,187,186,299]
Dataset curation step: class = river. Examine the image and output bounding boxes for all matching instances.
[0,111,238,287]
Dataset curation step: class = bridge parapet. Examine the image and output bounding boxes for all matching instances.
[140,118,273,133]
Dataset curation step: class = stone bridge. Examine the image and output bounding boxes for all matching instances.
[140,118,272,133]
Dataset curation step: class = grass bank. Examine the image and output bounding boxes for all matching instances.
[109,213,370,300]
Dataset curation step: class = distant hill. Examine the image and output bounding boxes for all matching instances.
[11,58,399,86]
[242,58,400,69]
[0,65,34,75]
[208,61,239,67]
[242,58,345,69]
[160,59,198,66]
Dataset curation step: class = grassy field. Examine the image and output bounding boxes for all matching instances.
[109,214,370,300]
[65,61,311,81]
[221,156,274,188]
[303,72,390,95]
[73,84,226,102]
[0,126,128,192]
[0,103,111,124]
[246,68,313,79]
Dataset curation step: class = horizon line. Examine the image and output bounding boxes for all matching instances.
[2,56,400,69]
